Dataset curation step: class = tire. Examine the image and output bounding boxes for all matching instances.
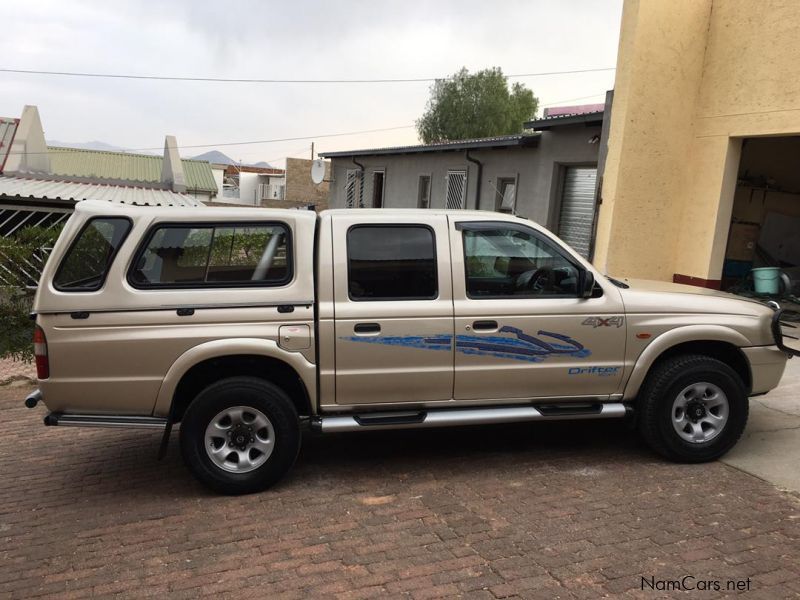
[637,354,748,462]
[180,376,301,495]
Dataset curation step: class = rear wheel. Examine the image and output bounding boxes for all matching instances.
[637,354,748,462]
[180,376,301,494]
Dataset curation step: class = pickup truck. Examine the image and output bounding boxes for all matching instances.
[25,200,798,494]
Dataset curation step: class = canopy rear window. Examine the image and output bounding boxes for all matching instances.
[128,222,292,289]
[53,217,131,292]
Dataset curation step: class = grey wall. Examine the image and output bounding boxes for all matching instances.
[327,124,601,230]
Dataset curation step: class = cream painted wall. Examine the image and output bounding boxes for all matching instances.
[596,0,800,284]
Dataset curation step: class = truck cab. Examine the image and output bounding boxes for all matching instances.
[27,201,796,494]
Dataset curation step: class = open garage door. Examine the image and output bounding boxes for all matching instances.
[558,166,597,259]
[723,136,800,300]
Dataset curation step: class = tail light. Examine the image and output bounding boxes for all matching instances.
[33,325,49,379]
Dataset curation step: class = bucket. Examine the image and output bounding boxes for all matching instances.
[752,267,781,295]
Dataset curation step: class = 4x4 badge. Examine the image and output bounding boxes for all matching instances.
[582,316,624,328]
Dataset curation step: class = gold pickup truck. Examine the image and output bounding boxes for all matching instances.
[24,200,798,494]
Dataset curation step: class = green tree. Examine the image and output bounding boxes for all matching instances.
[0,226,61,361]
[416,67,539,143]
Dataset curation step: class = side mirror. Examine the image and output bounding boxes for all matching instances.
[580,270,595,298]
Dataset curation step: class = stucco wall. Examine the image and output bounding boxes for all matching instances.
[327,125,600,230]
[596,0,800,284]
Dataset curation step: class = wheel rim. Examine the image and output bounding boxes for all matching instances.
[204,406,275,473]
[671,382,729,444]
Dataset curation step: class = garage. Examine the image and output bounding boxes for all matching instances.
[722,136,800,305]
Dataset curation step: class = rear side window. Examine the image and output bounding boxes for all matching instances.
[128,223,291,288]
[347,225,437,300]
[53,217,131,291]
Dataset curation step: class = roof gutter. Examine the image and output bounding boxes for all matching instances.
[465,149,482,210]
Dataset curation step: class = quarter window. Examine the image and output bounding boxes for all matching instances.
[462,226,579,298]
[129,223,291,288]
[347,225,437,300]
[53,217,131,291]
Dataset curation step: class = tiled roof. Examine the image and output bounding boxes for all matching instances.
[0,175,202,207]
[46,147,217,193]
[319,133,540,158]
[543,104,605,117]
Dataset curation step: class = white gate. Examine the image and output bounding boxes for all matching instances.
[446,170,467,209]
[558,167,597,258]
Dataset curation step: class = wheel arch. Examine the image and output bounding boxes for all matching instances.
[152,338,317,419]
[623,326,752,400]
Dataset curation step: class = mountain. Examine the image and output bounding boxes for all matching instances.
[191,150,237,165]
[46,140,145,153]
[191,150,274,169]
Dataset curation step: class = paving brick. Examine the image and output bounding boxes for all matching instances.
[1,385,800,598]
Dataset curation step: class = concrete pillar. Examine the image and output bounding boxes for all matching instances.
[161,135,187,193]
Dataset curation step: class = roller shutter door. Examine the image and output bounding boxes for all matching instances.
[558,167,597,258]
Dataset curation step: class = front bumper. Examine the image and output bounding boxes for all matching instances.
[742,346,788,395]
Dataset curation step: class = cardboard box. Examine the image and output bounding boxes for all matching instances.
[726,223,760,261]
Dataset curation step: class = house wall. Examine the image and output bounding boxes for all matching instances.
[595,0,800,285]
[327,125,600,230]
[285,158,330,210]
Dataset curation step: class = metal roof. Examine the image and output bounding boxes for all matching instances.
[319,133,540,158]
[0,175,202,207]
[524,110,604,131]
[0,118,19,172]
[46,147,218,193]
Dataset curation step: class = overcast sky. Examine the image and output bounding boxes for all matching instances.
[1,0,623,166]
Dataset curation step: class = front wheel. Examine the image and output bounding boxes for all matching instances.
[637,354,748,462]
[180,376,301,494]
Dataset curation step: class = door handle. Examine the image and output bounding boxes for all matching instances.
[354,322,381,335]
[472,320,498,331]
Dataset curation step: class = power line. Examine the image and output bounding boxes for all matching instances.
[0,66,616,84]
[12,125,416,156]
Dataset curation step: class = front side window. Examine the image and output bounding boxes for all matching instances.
[129,223,291,288]
[347,225,437,300]
[462,225,579,298]
[54,217,131,291]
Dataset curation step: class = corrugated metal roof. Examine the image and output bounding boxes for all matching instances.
[524,111,604,131]
[46,147,217,193]
[0,175,202,207]
[0,118,19,172]
[319,133,540,158]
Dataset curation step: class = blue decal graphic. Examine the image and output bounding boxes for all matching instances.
[456,326,590,363]
[340,325,590,363]
[340,334,452,351]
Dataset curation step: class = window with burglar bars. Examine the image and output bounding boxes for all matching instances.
[446,170,467,209]
[345,169,364,208]
[0,207,71,288]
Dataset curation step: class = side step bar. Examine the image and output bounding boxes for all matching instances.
[44,413,167,429]
[313,402,629,433]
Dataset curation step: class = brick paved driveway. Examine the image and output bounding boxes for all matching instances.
[1,385,799,599]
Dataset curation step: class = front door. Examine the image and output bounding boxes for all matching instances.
[450,219,625,401]
[332,213,454,405]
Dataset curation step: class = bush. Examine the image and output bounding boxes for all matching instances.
[0,226,61,362]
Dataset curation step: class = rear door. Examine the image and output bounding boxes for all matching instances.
[450,218,625,401]
[332,213,454,405]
